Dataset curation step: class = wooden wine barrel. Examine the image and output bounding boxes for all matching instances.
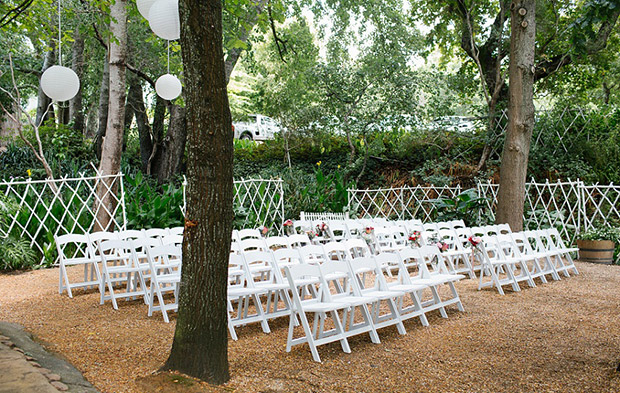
[576,240,615,264]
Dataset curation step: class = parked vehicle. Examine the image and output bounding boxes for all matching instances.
[427,116,482,133]
[233,114,281,141]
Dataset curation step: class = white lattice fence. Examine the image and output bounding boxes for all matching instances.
[182,177,284,231]
[351,179,620,245]
[0,174,127,262]
[348,185,464,220]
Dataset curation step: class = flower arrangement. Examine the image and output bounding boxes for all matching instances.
[360,226,374,244]
[434,240,450,252]
[467,235,482,248]
[259,225,270,237]
[408,231,421,248]
[283,219,294,235]
[306,229,318,238]
[316,222,330,238]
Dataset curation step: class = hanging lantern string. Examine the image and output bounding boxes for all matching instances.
[57,0,62,66]
[167,40,170,74]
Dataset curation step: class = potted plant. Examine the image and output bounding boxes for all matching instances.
[576,226,620,264]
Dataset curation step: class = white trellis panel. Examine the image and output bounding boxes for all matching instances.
[350,179,620,246]
[0,173,127,263]
[182,177,284,232]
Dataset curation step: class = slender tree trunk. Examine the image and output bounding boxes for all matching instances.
[36,46,55,126]
[58,103,70,125]
[164,0,232,384]
[146,96,167,174]
[154,104,187,182]
[495,0,536,231]
[95,54,110,158]
[94,0,127,232]
[127,77,153,172]
[69,27,85,134]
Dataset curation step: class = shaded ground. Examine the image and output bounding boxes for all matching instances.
[0,262,619,393]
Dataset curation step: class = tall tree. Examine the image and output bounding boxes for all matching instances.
[95,0,127,231]
[164,0,233,384]
[495,0,536,230]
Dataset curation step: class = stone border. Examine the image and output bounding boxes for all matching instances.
[0,322,98,393]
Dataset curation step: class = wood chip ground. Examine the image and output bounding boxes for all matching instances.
[1,262,619,392]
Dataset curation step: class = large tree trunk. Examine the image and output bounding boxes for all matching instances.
[69,27,85,134]
[94,0,127,232]
[495,0,536,231]
[153,104,187,182]
[94,53,110,158]
[127,77,153,172]
[36,46,55,126]
[164,0,232,384]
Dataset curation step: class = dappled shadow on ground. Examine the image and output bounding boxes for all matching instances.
[1,262,619,392]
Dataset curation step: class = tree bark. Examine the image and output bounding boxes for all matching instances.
[94,53,110,157]
[164,0,232,384]
[146,96,166,174]
[94,0,127,232]
[69,26,85,134]
[153,104,187,182]
[35,45,55,126]
[495,0,536,231]
[127,77,153,172]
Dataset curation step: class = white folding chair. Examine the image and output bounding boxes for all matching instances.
[347,257,407,335]
[98,239,147,309]
[116,229,144,240]
[237,228,262,242]
[287,233,312,249]
[145,244,182,322]
[436,229,475,278]
[239,238,269,253]
[511,231,560,282]
[143,228,169,239]
[476,236,530,295]
[264,236,290,251]
[227,254,270,340]
[169,226,184,236]
[544,228,579,276]
[284,264,352,362]
[56,233,101,298]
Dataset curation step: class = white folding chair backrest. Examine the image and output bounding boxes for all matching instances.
[272,248,303,269]
[449,220,466,230]
[345,238,371,258]
[298,244,329,265]
[422,223,439,232]
[116,229,144,241]
[327,221,349,241]
[437,229,461,251]
[147,244,182,272]
[56,233,91,263]
[496,223,512,234]
[237,228,262,242]
[322,241,351,261]
[88,231,119,260]
[373,227,395,252]
[242,251,278,285]
[161,234,183,247]
[397,247,423,278]
[345,220,364,238]
[436,221,452,231]
[416,245,451,277]
[389,227,408,249]
[264,236,290,251]
[132,237,162,260]
[99,239,135,267]
[288,233,312,248]
[228,253,248,287]
[239,238,268,253]
[143,228,169,239]
[169,226,184,236]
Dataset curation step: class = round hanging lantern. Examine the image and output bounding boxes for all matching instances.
[40,65,80,102]
[136,0,157,20]
[155,74,182,100]
[148,0,180,40]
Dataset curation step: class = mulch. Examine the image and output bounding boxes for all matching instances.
[1,262,619,392]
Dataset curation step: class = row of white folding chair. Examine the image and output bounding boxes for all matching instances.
[417,228,476,278]
[284,246,465,362]
[476,229,578,295]
[98,239,182,320]
[56,229,182,298]
[231,234,315,254]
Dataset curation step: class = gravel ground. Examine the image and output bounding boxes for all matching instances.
[1,262,619,393]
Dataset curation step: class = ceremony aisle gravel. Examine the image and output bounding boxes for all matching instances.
[1,261,619,393]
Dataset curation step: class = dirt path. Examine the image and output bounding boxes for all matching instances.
[1,262,619,392]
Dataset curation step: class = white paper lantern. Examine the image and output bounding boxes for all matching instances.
[148,0,180,40]
[155,74,182,100]
[40,65,80,102]
[136,0,157,20]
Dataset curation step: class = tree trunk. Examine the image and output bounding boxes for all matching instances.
[69,27,85,134]
[154,104,187,183]
[95,53,110,158]
[127,77,153,172]
[146,96,167,174]
[164,0,232,384]
[57,103,70,125]
[36,46,55,126]
[495,0,536,231]
[94,0,127,232]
